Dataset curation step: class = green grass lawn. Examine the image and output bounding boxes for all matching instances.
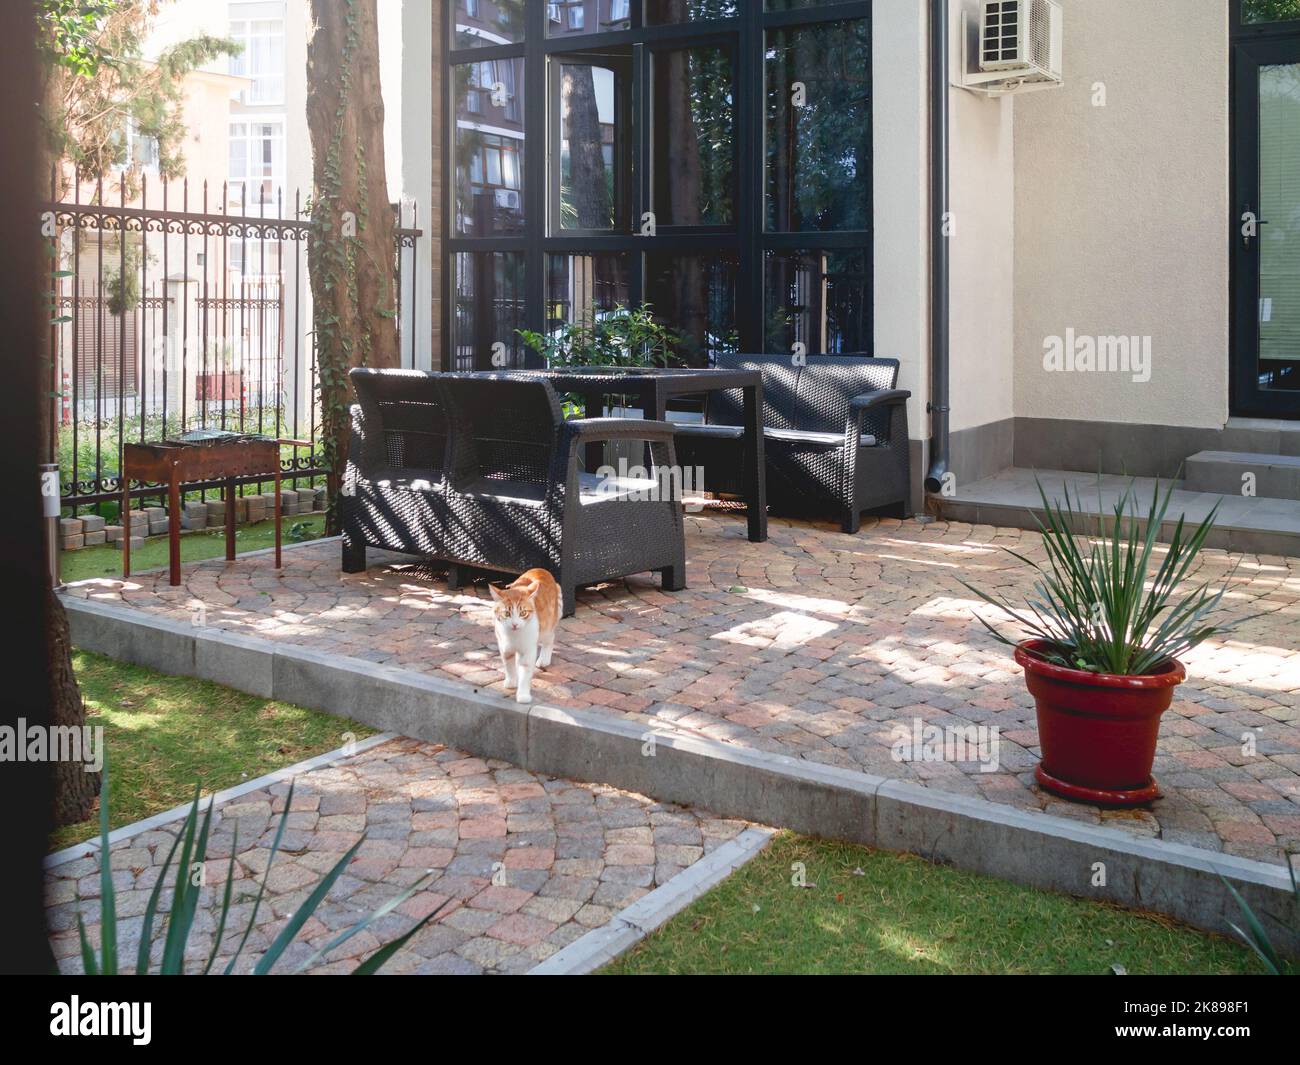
[604,833,1264,975]
[51,650,375,853]
[60,514,327,584]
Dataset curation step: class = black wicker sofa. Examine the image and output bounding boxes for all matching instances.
[341,368,686,615]
[671,353,912,533]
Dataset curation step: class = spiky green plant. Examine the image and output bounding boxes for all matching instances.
[75,757,437,974]
[1219,858,1298,975]
[961,476,1237,675]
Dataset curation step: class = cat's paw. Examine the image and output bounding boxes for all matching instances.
[515,690,533,704]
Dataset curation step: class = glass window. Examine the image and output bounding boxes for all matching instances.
[1243,1,1300,23]
[765,19,871,232]
[229,15,286,105]
[547,1,631,37]
[547,253,631,332]
[764,249,870,354]
[444,6,874,370]
[452,252,527,370]
[554,56,629,231]
[454,0,526,48]
[229,240,283,280]
[644,251,740,366]
[1256,62,1300,391]
[651,46,736,227]
[455,59,527,236]
[764,0,837,10]
[228,119,284,208]
[119,118,159,171]
[645,0,739,22]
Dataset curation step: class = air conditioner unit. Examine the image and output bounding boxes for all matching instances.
[958,0,1063,97]
[494,188,521,210]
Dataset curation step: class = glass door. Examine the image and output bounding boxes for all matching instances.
[1233,30,1300,417]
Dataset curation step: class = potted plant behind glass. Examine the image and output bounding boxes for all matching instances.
[962,477,1239,806]
[518,303,682,417]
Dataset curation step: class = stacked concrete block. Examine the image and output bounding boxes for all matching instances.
[145,506,169,536]
[295,488,315,512]
[206,499,226,527]
[105,525,124,543]
[245,493,269,523]
[181,501,208,531]
[113,535,145,552]
[59,517,84,551]
[280,490,300,516]
[125,509,148,530]
[313,486,326,511]
[81,514,107,547]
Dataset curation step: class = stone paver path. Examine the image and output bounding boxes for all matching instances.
[48,737,749,974]
[66,512,1300,864]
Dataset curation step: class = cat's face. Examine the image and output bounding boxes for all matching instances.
[490,584,537,632]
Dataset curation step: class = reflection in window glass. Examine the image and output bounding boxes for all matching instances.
[645,0,739,23]
[557,60,624,230]
[764,249,870,355]
[546,253,631,332]
[644,252,740,366]
[547,0,631,37]
[1257,62,1300,391]
[764,0,834,10]
[652,47,735,226]
[766,19,871,232]
[452,252,527,370]
[453,0,525,48]
[455,59,526,236]
[1243,0,1300,24]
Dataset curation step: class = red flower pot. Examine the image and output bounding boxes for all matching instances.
[1014,639,1186,807]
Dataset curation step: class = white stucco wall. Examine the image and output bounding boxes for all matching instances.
[380,0,435,370]
[873,0,931,438]
[949,0,1016,434]
[1013,0,1229,429]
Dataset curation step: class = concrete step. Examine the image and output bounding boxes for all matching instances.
[1184,450,1300,500]
[934,467,1300,556]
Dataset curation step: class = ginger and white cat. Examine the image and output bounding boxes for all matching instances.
[489,568,561,704]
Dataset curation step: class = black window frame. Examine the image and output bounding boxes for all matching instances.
[442,0,873,370]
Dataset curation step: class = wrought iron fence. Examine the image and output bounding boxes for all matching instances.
[45,171,422,513]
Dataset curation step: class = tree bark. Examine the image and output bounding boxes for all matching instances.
[47,588,98,823]
[306,0,400,534]
[564,64,609,230]
[37,40,97,829]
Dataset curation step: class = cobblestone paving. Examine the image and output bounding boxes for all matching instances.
[66,512,1300,864]
[48,738,748,974]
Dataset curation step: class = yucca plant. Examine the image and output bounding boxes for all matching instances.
[961,476,1236,676]
[74,757,437,974]
[1219,858,1298,975]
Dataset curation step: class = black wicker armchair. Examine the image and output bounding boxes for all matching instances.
[342,368,686,616]
[672,353,912,533]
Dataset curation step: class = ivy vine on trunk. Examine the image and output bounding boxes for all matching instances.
[306,0,400,535]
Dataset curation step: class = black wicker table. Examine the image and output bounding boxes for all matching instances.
[517,366,768,543]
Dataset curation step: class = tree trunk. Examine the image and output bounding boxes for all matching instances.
[564,64,609,230]
[37,46,97,829]
[47,588,99,823]
[306,0,400,535]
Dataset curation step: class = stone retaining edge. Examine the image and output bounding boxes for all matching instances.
[63,594,1299,957]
